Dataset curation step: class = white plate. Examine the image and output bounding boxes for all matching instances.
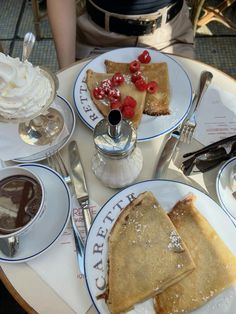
[13,95,76,163]
[216,157,236,220]
[85,179,236,314]
[73,47,192,142]
[0,163,71,263]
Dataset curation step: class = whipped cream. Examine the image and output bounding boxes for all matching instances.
[0,53,53,120]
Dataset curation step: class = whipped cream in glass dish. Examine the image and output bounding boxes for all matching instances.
[0,52,55,121]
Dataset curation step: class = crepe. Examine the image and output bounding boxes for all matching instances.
[104,60,170,116]
[104,191,195,314]
[154,194,236,314]
[86,69,146,128]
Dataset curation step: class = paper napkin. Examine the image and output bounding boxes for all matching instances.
[28,196,99,314]
[194,85,236,146]
[0,102,69,161]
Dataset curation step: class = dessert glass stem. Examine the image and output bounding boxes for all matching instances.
[18,108,64,146]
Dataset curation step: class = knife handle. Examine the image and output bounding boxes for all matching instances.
[79,197,92,235]
[71,216,85,275]
[154,131,180,178]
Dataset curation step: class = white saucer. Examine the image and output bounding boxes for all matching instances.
[216,157,236,220]
[13,95,76,163]
[0,163,71,263]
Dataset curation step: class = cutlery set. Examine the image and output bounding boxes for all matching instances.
[68,141,92,234]
[47,141,91,275]
[154,70,213,179]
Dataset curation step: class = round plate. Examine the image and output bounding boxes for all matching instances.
[73,47,192,142]
[85,179,236,314]
[13,95,76,163]
[0,163,71,263]
[216,157,236,220]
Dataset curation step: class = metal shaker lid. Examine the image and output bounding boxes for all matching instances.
[93,109,137,158]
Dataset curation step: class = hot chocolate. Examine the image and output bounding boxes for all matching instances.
[0,175,42,234]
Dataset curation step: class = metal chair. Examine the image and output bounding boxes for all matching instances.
[31,0,47,39]
[190,0,236,35]
[0,42,4,53]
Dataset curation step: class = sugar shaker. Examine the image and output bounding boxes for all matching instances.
[92,109,143,188]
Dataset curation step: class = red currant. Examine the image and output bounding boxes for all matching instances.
[111,72,124,86]
[131,71,143,83]
[122,106,135,119]
[100,79,113,95]
[129,60,141,73]
[138,50,151,64]
[147,81,159,94]
[135,78,147,91]
[110,101,123,110]
[93,87,105,99]
[123,96,137,108]
[108,88,121,102]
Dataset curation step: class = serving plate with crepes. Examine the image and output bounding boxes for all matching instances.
[73,48,192,142]
[84,179,236,314]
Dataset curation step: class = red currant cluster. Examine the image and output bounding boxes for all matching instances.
[110,95,137,119]
[129,50,158,94]
[92,72,137,118]
[93,72,124,101]
[92,50,159,120]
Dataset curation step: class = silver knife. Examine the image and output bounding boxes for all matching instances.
[154,128,181,178]
[68,141,92,235]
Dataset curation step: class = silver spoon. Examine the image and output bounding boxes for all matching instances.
[22,32,36,62]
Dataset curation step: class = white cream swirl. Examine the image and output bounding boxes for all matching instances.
[0,53,53,120]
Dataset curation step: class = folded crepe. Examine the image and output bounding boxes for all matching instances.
[86,69,146,128]
[103,191,195,314]
[154,194,236,314]
[104,60,170,116]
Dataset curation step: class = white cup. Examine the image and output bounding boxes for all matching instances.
[0,166,45,256]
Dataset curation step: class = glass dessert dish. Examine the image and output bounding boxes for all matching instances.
[0,44,64,146]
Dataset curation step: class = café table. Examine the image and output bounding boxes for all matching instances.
[0,53,236,314]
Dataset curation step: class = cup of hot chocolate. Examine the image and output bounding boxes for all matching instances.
[0,166,45,257]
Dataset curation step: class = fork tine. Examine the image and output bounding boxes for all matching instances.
[47,151,67,178]
[179,126,186,142]
[55,151,68,178]
[181,125,189,144]
[188,128,194,144]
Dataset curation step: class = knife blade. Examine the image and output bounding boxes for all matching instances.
[68,141,92,234]
[154,129,181,178]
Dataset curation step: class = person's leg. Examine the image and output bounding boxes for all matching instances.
[47,0,77,68]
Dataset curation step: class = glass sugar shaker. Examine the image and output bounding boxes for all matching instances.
[92,109,143,189]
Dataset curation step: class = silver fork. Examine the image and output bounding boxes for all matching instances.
[47,151,85,275]
[180,71,213,144]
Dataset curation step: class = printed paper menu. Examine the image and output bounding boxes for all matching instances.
[28,197,99,314]
[194,86,236,146]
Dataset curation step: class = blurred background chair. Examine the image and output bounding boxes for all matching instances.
[31,0,47,39]
[190,0,236,35]
[0,41,4,53]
